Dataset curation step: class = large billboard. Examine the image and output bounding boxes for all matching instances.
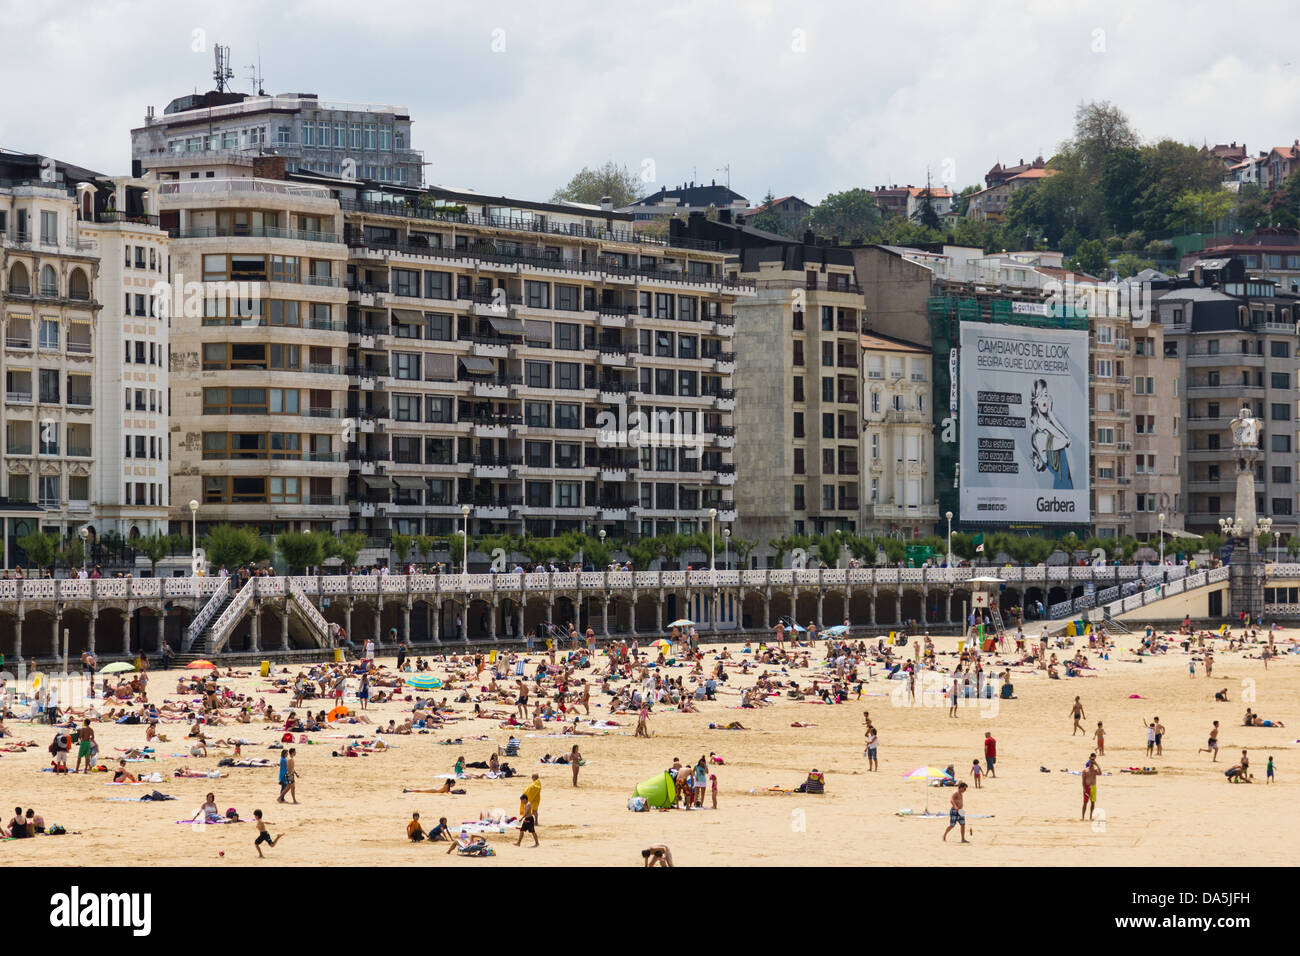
[959,323,1090,523]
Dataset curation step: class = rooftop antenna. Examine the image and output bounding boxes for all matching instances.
[245,45,265,96]
[213,44,233,93]
[716,164,731,190]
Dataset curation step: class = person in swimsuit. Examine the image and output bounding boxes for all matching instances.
[1081,755,1100,820]
[113,759,138,784]
[1153,717,1165,756]
[1093,721,1106,755]
[570,745,582,787]
[942,782,969,843]
[516,795,539,847]
[253,810,282,858]
[1198,721,1221,761]
[75,720,95,774]
[642,844,674,867]
[192,791,220,823]
[1071,697,1085,735]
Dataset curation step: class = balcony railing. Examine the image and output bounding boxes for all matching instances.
[168,226,339,243]
[336,197,724,252]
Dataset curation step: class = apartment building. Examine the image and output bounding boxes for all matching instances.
[861,333,935,536]
[76,175,171,538]
[0,152,101,551]
[132,90,423,186]
[1088,300,1182,540]
[329,180,750,544]
[1157,259,1300,539]
[141,152,351,536]
[1183,230,1300,294]
[663,217,865,545]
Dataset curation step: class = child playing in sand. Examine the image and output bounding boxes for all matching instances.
[253,810,282,858]
[970,759,983,788]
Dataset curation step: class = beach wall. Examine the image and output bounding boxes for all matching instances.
[1115,580,1229,622]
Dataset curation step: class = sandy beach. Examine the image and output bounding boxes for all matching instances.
[2,627,1297,867]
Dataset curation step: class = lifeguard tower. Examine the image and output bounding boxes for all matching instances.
[967,576,1005,649]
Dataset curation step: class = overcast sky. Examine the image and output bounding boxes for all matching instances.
[4,0,1300,202]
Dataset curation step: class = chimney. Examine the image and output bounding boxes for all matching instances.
[711,178,716,186]
[252,155,286,180]
[599,196,613,211]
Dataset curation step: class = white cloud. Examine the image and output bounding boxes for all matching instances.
[2,0,1298,202]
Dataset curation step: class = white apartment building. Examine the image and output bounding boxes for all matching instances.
[861,333,935,535]
[77,176,171,538]
[131,90,423,186]
[0,152,101,554]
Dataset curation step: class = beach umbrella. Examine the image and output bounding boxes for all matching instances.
[186,660,215,669]
[406,674,441,691]
[903,766,953,813]
[327,706,349,722]
[100,661,134,674]
[650,639,673,650]
[667,619,694,629]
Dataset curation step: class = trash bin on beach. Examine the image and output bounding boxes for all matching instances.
[259,661,270,677]
[333,649,343,663]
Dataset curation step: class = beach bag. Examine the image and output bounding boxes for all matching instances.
[627,796,648,812]
[46,824,66,835]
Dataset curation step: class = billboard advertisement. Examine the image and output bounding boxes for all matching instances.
[958,323,1090,523]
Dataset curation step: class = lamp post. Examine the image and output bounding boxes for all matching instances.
[459,503,471,575]
[1158,512,1166,566]
[1258,516,1274,562]
[945,510,953,566]
[188,499,199,574]
[77,525,89,576]
[598,528,606,570]
[723,527,731,571]
[708,508,717,573]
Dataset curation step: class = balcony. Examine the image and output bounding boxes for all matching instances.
[5,391,32,404]
[866,503,940,521]
[5,337,31,350]
[838,423,858,440]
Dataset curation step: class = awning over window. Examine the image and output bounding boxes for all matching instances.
[458,356,497,375]
[391,309,424,323]
[392,476,425,490]
[488,315,526,336]
[360,475,393,492]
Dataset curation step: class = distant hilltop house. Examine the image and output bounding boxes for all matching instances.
[621,180,748,220]
[870,184,953,221]
[746,194,812,232]
[966,157,1057,222]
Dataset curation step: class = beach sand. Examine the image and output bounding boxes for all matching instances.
[3,628,1297,866]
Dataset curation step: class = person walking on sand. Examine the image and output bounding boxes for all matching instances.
[942,782,969,843]
[970,759,983,788]
[1153,717,1165,757]
[277,747,298,803]
[516,795,539,847]
[570,745,581,787]
[949,674,959,718]
[1071,697,1085,735]
[1198,721,1221,761]
[1093,721,1106,755]
[74,719,95,774]
[864,724,878,771]
[253,809,282,858]
[983,732,997,778]
[1081,755,1101,821]
[635,703,650,738]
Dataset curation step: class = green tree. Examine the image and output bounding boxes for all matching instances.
[581,534,614,570]
[805,188,882,240]
[61,536,87,574]
[136,533,168,575]
[276,531,323,574]
[729,536,755,570]
[1069,237,1108,275]
[18,531,57,574]
[1072,100,1140,177]
[1200,532,1225,556]
[203,525,271,570]
[1286,535,1300,559]
[1114,252,1156,277]
[658,533,691,570]
[391,533,414,566]
[448,532,469,569]
[624,538,660,571]
[550,161,641,207]
[415,535,436,562]
[325,531,365,569]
